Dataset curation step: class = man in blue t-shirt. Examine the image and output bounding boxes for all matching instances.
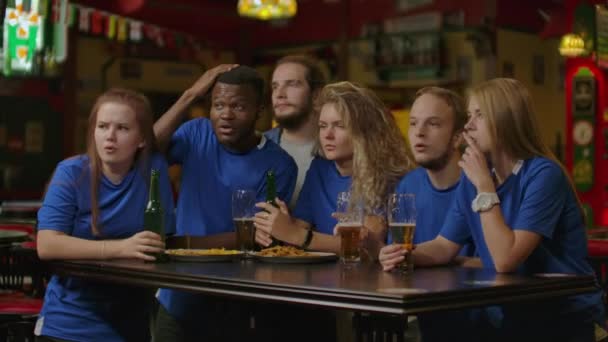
[390,87,476,258]
[152,65,298,341]
[383,87,479,341]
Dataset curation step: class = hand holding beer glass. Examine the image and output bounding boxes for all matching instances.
[388,193,416,274]
[336,191,364,265]
[232,189,257,253]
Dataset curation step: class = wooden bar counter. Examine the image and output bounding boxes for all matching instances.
[48,258,597,316]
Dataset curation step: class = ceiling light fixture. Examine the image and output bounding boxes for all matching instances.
[237,0,297,21]
[559,33,586,57]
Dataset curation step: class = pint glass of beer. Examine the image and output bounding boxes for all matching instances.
[387,193,416,274]
[336,191,364,265]
[232,189,257,253]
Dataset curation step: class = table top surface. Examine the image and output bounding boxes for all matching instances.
[50,258,597,315]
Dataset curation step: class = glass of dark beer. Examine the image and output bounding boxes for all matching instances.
[388,193,416,274]
[232,189,257,253]
[336,191,364,265]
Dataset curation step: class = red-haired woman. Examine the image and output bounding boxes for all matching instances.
[35,88,175,342]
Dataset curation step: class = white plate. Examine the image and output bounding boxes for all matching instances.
[165,249,244,262]
[377,288,429,295]
[533,273,575,278]
[250,251,338,264]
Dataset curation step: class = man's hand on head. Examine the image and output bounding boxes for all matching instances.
[190,64,239,97]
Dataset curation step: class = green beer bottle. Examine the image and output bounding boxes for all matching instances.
[265,170,281,247]
[266,170,278,208]
[144,169,167,262]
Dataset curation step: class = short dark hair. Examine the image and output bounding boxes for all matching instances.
[216,65,264,104]
[274,55,326,93]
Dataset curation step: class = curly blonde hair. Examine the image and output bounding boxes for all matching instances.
[314,81,414,211]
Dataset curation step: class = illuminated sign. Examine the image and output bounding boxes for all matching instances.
[3,0,44,76]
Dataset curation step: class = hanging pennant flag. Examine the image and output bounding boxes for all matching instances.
[68,4,77,27]
[175,33,184,48]
[107,15,117,39]
[155,28,165,47]
[155,27,165,47]
[186,35,201,51]
[58,1,70,25]
[90,10,103,35]
[51,0,60,23]
[53,0,69,63]
[143,24,164,46]
[185,35,196,49]
[33,0,44,51]
[78,6,90,32]
[129,20,142,41]
[117,17,128,42]
[163,31,175,49]
[143,24,157,40]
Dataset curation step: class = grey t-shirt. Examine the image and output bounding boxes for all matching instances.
[280,139,315,209]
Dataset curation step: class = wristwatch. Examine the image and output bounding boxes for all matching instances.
[471,192,500,212]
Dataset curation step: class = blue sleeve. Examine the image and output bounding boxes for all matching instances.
[293,165,315,224]
[153,155,176,235]
[275,158,298,205]
[439,185,470,246]
[512,163,567,238]
[37,163,79,234]
[168,119,203,165]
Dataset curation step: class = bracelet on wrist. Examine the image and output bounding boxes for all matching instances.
[300,228,314,250]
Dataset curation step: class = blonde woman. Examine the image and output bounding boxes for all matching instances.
[254,81,413,256]
[380,78,604,341]
[36,89,175,342]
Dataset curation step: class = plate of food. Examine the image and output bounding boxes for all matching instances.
[251,246,337,264]
[533,273,576,278]
[165,248,244,262]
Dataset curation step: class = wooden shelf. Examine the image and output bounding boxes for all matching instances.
[368,78,463,106]
[368,77,462,89]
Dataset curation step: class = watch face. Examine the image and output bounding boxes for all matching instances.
[479,196,491,208]
[573,120,593,146]
[474,193,499,212]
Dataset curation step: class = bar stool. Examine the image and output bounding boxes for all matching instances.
[353,312,408,342]
[588,241,608,313]
[0,224,45,342]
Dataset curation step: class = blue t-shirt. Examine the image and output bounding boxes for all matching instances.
[440,157,604,326]
[36,154,175,342]
[166,118,297,236]
[158,118,297,320]
[264,126,281,144]
[393,167,475,256]
[293,157,351,234]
